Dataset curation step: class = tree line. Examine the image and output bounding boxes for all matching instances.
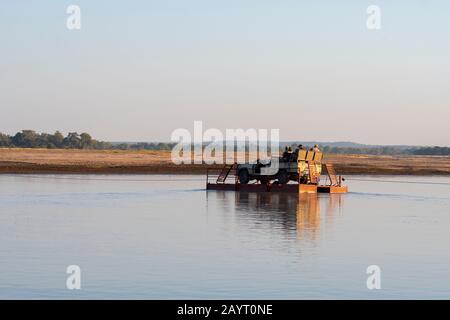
[0,130,176,150]
[282,144,450,156]
[1,130,449,155]
[309,145,450,156]
[0,130,112,149]
[409,146,450,156]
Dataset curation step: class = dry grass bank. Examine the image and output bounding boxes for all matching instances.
[1,148,450,175]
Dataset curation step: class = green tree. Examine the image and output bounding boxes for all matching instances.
[80,133,93,149]
[49,131,64,148]
[63,132,81,148]
[0,133,12,147]
[12,130,39,147]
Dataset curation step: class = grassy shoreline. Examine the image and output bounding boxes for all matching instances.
[1,148,450,175]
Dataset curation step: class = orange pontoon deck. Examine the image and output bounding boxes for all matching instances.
[206,163,348,194]
[206,182,321,193]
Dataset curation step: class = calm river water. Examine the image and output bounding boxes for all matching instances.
[0,174,449,299]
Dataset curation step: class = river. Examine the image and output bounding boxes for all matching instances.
[0,174,449,299]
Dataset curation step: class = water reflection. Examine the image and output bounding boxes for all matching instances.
[209,191,344,240]
[296,194,321,240]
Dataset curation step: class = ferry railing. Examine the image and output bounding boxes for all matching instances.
[206,165,237,185]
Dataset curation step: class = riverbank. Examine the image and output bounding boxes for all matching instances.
[1,148,450,175]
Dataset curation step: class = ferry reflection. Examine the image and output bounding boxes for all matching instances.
[212,191,343,240]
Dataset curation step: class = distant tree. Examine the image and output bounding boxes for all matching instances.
[92,140,112,150]
[411,146,450,155]
[11,130,39,148]
[0,133,12,147]
[115,143,130,150]
[49,131,64,148]
[80,133,93,149]
[157,142,171,150]
[63,132,81,148]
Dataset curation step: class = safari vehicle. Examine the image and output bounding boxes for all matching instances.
[236,149,323,184]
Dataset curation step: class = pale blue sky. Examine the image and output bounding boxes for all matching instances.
[1,1,449,145]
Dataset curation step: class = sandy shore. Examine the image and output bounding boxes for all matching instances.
[1,148,450,175]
